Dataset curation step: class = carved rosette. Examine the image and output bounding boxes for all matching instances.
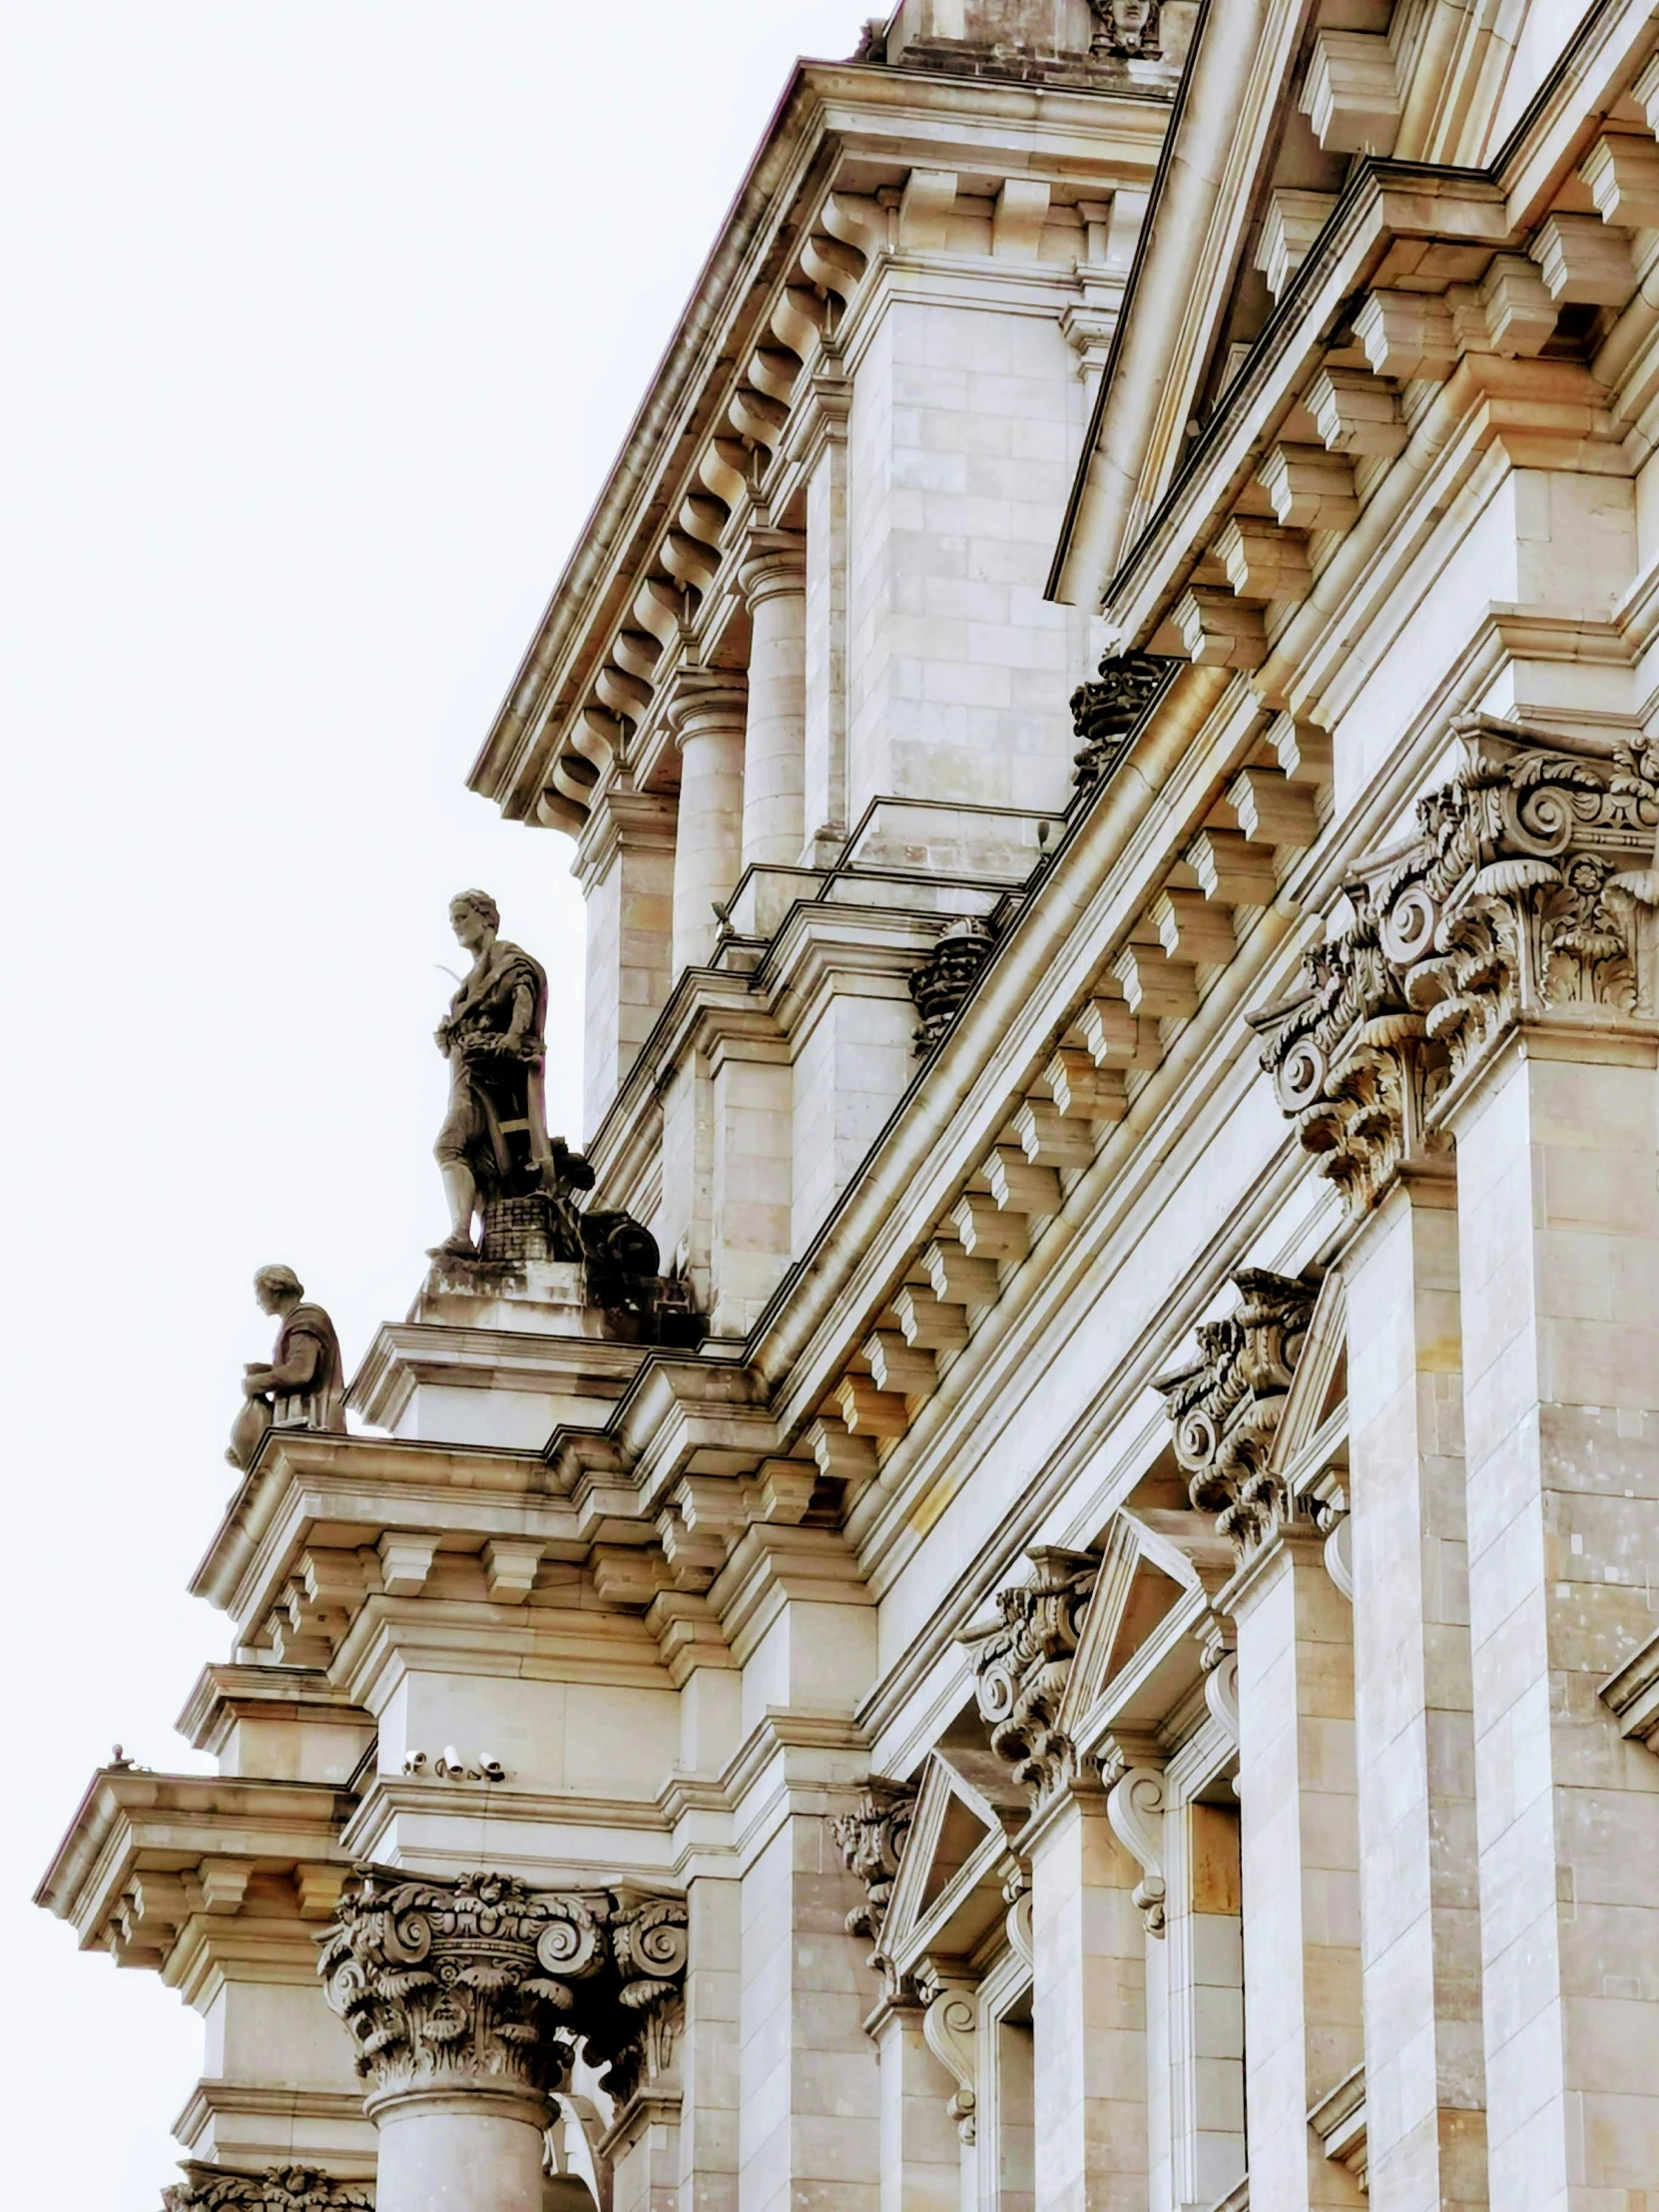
[1069,650,1174,795]
[318,1868,687,2109]
[1257,716,1659,1214]
[963,1547,1099,1800]
[1155,1270,1320,1555]
[909,916,998,1052]
[163,2171,372,2212]
[830,1777,917,1948]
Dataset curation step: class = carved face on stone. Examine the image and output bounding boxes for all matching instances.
[449,892,497,955]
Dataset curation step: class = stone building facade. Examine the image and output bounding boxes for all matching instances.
[38,2,1659,2209]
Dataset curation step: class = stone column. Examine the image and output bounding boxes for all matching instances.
[1027,1782,1149,2212]
[1448,1029,1659,2209]
[575,790,677,1137]
[678,1874,741,2212]
[1251,719,1659,2209]
[321,1869,688,2212]
[1344,1176,1487,2212]
[873,1997,962,2212]
[738,532,807,870]
[1225,1517,1365,2211]
[668,674,748,976]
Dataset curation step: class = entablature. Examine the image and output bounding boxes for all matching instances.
[469,55,1171,835]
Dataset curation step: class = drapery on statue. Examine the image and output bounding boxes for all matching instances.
[432,888,557,1261]
[226,1265,346,1471]
[427,891,690,1335]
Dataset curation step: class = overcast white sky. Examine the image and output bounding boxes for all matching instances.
[0,4,861,2198]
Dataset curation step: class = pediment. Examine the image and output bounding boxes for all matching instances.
[1268,1264,1347,1495]
[1059,1504,1235,1758]
[878,1745,1025,1977]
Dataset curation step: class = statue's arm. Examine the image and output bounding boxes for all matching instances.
[502,980,535,1054]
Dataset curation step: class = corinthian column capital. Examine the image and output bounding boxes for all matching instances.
[318,1868,690,2112]
[162,2169,372,2212]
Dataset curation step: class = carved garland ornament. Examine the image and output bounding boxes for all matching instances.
[1256,716,1659,1213]
[163,2172,372,2212]
[1156,1270,1321,1555]
[830,1777,917,1949]
[317,1868,688,2108]
[963,1546,1099,1800]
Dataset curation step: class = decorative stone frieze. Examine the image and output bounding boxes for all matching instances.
[163,2169,372,2212]
[909,915,998,1052]
[1257,715,1659,1215]
[831,1776,917,1947]
[1069,649,1174,795]
[964,1547,1100,1800]
[317,1868,688,2108]
[1155,1270,1321,1553]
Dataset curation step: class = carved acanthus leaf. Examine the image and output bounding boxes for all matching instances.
[830,1777,917,1949]
[162,2170,372,2212]
[1256,717,1659,1215]
[317,1868,687,2108]
[962,1547,1099,1801]
[1155,1270,1321,1555]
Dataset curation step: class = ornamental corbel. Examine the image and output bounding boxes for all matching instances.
[830,1776,917,1953]
[1100,1737,1167,1935]
[962,1547,1100,1803]
[1155,1272,1321,1556]
[915,1961,979,2143]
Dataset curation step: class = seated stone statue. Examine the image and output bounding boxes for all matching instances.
[226,1265,346,1471]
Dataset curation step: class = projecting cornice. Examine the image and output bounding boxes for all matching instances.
[466,56,1169,832]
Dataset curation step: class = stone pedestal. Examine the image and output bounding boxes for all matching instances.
[1450,1032,1659,2209]
[739,536,808,871]
[669,678,748,975]
[1027,1785,1147,2212]
[1227,1521,1365,2211]
[1345,1177,1487,2212]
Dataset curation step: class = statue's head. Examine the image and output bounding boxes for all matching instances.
[254,1263,303,1315]
[449,889,500,951]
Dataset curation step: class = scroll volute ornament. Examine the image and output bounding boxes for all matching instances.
[319,1868,608,2099]
[318,1868,689,2106]
[1257,716,1659,1215]
[830,1777,917,1948]
[963,1547,1099,1800]
[1156,1270,1321,1555]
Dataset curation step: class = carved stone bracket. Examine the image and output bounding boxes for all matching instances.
[317,1868,688,2111]
[1101,1746,1168,1935]
[963,1546,1100,1802]
[915,1961,979,2144]
[1069,649,1176,796]
[830,1777,917,1951]
[163,2171,372,2212]
[909,916,999,1052]
[1155,1271,1321,1555]
[1256,714,1659,1214]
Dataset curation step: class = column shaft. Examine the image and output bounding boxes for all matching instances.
[1346,1178,1487,2212]
[1231,1526,1365,2211]
[372,2086,548,2212]
[875,2003,960,2212]
[1029,1791,1148,2212]
[1453,1036,1659,2209]
[680,1875,741,2212]
[669,679,747,974]
[740,538,807,870]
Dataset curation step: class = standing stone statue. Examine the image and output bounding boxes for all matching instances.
[226,1265,346,1470]
[431,888,560,1260]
